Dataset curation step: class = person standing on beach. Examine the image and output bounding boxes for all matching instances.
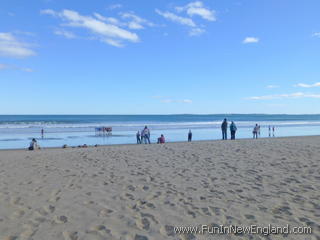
[188,130,192,142]
[268,125,271,137]
[41,129,44,139]
[230,121,237,140]
[273,126,275,137]
[221,118,228,140]
[253,124,259,139]
[136,131,141,144]
[142,126,151,144]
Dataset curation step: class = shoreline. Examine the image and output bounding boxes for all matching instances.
[1,134,320,152]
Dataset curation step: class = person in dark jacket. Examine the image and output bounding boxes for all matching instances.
[136,131,141,144]
[230,121,237,140]
[221,118,228,140]
[188,130,192,142]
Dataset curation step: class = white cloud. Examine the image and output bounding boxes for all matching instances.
[189,27,205,36]
[243,37,259,44]
[294,82,320,88]
[120,12,155,30]
[312,32,320,38]
[0,32,36,58]
[156,2,215,37]
[176,1,216,21]
[41,9,139,47]
[247,92,320,100]
[54,29,76,39]
[105,17,122,25]
[0,63,33,72]
[21,67,34,72]
[40,9,57,16]
[93,13,108,22]
[266,85,280,89]
[156,9,196,27]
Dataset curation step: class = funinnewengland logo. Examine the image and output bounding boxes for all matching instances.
[174,224,312,236]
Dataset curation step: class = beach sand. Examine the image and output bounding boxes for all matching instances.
[0,136,319,240]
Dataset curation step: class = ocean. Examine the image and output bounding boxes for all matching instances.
[1,114,320,149]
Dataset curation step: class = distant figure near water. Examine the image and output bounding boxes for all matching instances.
[253,124,259,139]
[230,121,237,140]
[136,131,141,144]
[41,129,44,139]
[221,118,228,140]
[188,130,192,142]
[273,126,275,137]
[269,125,271,137]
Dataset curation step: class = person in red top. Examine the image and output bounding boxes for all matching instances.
[157,134,165,144]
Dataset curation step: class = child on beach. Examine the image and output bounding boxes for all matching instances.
[136,131,141,144]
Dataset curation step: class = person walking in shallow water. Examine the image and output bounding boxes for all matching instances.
[188,130,192,142]
[230,121,237,140]
[221,118,228,140]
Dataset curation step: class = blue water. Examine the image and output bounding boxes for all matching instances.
[1,114,320,149]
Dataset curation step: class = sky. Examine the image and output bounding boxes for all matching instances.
[1,0,320,114]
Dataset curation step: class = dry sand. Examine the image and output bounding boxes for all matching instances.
[0,136,319,240]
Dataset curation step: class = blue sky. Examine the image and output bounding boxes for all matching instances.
[1,0,320,114]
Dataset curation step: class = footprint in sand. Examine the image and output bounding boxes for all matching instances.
[49,189,61,202]
[20,227,37,240]
[10,196,23,206]
[245,214,256,220]
[136,217,150,230]
[134,234,149,240]
[10,209,25,219]
[62,231,78,240]
[87,225,111,237]
[201,207,211,216]
[53,215,68,224]
[98,208,113,217]
[160,225,175,237]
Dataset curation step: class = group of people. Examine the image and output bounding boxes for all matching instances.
[221,118,238,140]
[136,126,151,144]
[221,119,276,140]
[136,126,194,144]
[28,121,277,150]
